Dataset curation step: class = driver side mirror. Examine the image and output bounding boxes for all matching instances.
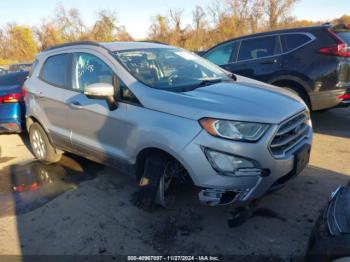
[84,83,118,110]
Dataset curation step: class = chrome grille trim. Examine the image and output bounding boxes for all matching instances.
[270,111,310,158]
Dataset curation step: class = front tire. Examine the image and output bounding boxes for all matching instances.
[29,123,62,164]
[132,153,173,210]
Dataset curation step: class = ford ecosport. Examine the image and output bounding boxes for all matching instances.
[25,41,313,208]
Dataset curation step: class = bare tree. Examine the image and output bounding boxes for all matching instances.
[148,15,170,43]
[90,10,119,41]
[34,20,64,50]
[264,0,299,29]
[54,4,87,41]
[192,5,206,31]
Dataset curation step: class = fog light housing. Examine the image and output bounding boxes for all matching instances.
[204,148,256,174]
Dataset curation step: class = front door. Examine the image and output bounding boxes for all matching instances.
[69,52,129,166]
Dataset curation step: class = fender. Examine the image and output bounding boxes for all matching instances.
[268,74,313,93]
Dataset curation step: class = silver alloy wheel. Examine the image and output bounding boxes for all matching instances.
[32,129,46,160]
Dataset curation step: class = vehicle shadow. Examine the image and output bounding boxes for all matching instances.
[311,107,350,139]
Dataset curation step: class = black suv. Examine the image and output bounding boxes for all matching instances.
[201,23,350,111]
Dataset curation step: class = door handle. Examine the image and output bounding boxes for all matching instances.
[32,90,43,98]
[260,59,277,65]
[68,101,83,109]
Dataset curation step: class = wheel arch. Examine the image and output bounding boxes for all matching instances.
[269,76,312,109]
[26,115,55,145]
[134,147,192,183]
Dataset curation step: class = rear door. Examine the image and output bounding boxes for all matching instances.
[227,35,282,82]
[32,53,73,148]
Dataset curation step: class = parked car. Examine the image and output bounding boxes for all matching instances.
[25,41,312,209]
[307,184,350,261]
[201,23,350,111]
[0,67,8,76]
[0,71,28,133]
[8,63,32,72]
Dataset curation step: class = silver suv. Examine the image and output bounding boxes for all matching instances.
[25,41,312,208]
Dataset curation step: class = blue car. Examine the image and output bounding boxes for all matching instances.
[0,71,28,133]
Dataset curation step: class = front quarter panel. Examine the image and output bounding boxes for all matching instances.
[124,104,202,170]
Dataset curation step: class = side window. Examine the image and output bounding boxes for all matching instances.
[41,54,71,87]
[73,53,113,92]
[204,41,236,65]
[238,36,281,61]
[281,34,312,52]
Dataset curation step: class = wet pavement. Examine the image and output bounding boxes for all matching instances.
[0,155,104,217]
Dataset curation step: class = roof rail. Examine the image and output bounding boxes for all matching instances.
[44,41,107,52]
[137,40,169,45]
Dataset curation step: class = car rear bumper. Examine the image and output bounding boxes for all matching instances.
[310,89,346,111]
[337,88,350,108]
[0,122,22,133]
[0,103,23,133]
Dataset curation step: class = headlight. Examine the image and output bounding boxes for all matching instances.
[199,118,269,141]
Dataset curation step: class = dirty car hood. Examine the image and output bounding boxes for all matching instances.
[140,80,306,124]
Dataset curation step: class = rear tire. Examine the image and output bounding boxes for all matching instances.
[29,123,62,164]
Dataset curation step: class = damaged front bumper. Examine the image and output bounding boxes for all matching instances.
[179,123,312,207]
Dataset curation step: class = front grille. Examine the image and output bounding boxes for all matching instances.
[270,111,310,158]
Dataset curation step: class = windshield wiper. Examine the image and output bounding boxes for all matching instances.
[171,78,224,92]
[195,78,223,88]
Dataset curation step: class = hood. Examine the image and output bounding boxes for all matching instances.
[0,85,22,96]
[140,81,306,124]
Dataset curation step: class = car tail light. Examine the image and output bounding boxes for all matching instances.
[318,30,350,57]
[0,89,25,103]
[338,93,350,100]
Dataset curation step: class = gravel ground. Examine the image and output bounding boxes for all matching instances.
[0,108,349,260]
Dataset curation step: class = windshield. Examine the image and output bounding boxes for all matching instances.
[113,48,229,91]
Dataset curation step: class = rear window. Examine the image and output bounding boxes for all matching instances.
[281,34,312,52]
[0,72,29,86]
[238,36,281,61]
[41,54,71,87]
[336,32,350,45]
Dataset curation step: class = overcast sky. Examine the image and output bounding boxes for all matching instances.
[0,0,349,39]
